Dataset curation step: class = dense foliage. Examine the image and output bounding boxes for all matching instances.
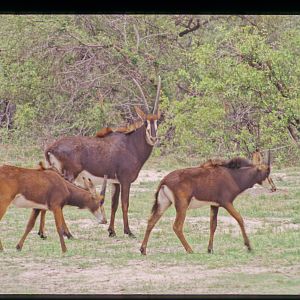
[0,15,299,164]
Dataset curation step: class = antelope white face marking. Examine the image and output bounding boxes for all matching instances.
[12,194,48,210]
[74,170,120,190]
[154,120,158,131]
[93,209,107,224]
[48,153,63,173]
[188,198,220,210]
[145,120,158,146]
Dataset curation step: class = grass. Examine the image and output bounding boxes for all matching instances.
[0,144,300,294]
[0,143,43,168]
[206,273,300,294]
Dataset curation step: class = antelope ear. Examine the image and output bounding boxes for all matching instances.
[134,106,147,121]
[82,177,89,190]
[87,178,94,189]
[83,177,95,193]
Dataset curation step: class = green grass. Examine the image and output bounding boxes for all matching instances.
[0,143,43,167]
[0,145,300,294]
[206,273,300,294]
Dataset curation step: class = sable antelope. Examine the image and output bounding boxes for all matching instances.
[43,76,162,238]
[252,148,276,192]
[0,163,107,252]
[140,152,271,255]
[37,121,146,239]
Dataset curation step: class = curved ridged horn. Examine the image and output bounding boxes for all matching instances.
[153,76,161,114]
[267,149,271,166]
[132,78,149,114]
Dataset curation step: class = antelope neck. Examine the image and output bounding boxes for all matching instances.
[66,184,93,209]
[129,125,154,162]
[229,167,261,192]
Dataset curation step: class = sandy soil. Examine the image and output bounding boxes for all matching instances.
[1,169,299,294]
[2,255,300,294]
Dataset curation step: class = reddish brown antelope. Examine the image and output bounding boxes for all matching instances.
[43,76,162,238]
[0,163,107,252]
[252,148,276,192]
[140,153,271,255]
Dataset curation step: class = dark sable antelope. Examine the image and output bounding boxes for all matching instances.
[140,152,271,255]
[252,148,276,192]
[43,76,162,238]
[0,163,107,252]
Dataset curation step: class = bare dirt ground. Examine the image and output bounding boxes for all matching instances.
[1,168,300,294]
[2,254,300,294]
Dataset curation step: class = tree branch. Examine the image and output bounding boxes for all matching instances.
[179,19,201,37]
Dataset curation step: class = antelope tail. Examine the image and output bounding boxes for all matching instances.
[151,181,164,214]
[151,191,159,215]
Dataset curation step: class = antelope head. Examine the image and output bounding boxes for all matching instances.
[82,175,108,224]
[256,149,271,184]
[133,76,162,146]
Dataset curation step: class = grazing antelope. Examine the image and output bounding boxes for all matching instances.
[43,76,162,238]
[140,152,271,255]
[252,148,276,192]
[0,163,107,252]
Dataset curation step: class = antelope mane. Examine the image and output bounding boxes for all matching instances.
[95,120,144,138]
[200,157,253,169]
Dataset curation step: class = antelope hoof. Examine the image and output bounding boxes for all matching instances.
[16,244,22,251]
[245,243,252,252]
[38,232,47,240]
[187,249,194,254]
[127,232,136,239]
[140,247,146,255]
[108,229,116,237]
[208,248,214,254]
[63,231,74,239]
